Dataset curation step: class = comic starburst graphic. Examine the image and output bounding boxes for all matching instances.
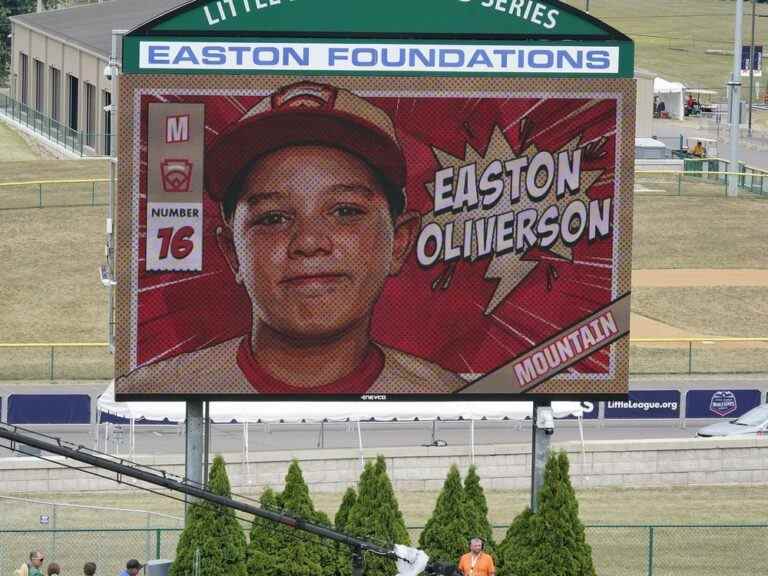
[423,122,605,315]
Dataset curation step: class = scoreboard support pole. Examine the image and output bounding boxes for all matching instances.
[185,400,204,518]
[531,400,553,513]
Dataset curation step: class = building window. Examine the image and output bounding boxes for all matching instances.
[103,90,111,155]
[34,59,44,113]
[19,53,28,105]
[49,67,61,122]
[66,74,78,131]
[85,82,96,147]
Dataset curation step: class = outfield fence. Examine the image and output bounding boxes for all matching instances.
[630,337,768,375]
[0,524,765,576]
[0,343,111,381]
[0,179,109,210]
[2,338,767,381]
[634,167,768,198]
[0,166,767,211]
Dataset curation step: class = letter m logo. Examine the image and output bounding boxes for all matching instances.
[166,114,189,143]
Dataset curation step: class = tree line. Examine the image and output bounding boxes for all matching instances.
[172,452,595,576]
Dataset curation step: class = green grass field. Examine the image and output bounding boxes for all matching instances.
[1,0,768,372]
[0,485,765,576]
[1,194,765,345]
[562,0,768,91]
[1,192,767,378]
[0,122,39,162]
[0,159,108,183]
[2,484,767,531]
[631,196,768,270]
[0,205,106,343]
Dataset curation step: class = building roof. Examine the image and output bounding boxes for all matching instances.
[11,0,185,60]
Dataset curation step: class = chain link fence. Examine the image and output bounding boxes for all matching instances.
[0,165,765,213]
[634,168,768,198]
[0,344,113,380]
[0,179,109,211]
[0,496,183,576]
[629,338,768,375]
[0,524,765,576]
[4,338,768,382]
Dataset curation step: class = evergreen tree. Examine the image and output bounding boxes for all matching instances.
[334,487,357,532]
[246,488,282,576]
[418,465,470,564]
[464,465,497,556]
[246,461,335,576]
[496,508,535,576]
[333,487,358,575]
[170,455,247,576]
[497,452,595,576]
[345,456,410,576]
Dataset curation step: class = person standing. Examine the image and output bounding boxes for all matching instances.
[117,560,141,576]
[16,551,45,576]
[47,563,61,576]
[457,538,495,576]
[83,563,96,576]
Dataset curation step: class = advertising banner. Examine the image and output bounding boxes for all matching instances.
[113,0,634,400]
[115,75,634,399]
[604,390,680,419]
[741,45,763,77]
[685,389,761,419]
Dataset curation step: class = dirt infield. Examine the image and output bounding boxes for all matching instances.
[633,269,768,288]
[630,313,695,339]
[630,269,768,339]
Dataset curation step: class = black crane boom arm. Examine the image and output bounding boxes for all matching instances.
[0,422,394,558]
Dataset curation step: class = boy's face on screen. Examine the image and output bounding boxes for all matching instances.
[220,145,416,341]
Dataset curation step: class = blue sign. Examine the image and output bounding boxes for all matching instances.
[741,45,763,74]
[8,394,91,424]
[139,41,620,75]
[604,390,680,419]
[685,389,761,419]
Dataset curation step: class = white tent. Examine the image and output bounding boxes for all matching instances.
[96,382,588,466]
[97,382,585,423]
[654,77,686,120]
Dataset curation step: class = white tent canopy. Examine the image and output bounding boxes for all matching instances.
[97,382,585,423]
[97,382,588,467]
[654,77,686,120]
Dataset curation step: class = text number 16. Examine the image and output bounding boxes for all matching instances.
[157,226,194,259]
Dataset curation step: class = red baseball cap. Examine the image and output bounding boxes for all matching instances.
[205,81,406,213]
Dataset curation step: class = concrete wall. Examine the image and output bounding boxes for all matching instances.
[1,438,767,494]
[635,71,655,138]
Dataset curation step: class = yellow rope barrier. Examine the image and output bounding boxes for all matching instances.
[0,343,108,348]
[0,178,109,188]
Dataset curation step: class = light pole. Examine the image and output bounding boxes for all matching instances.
[747,0,756,137]
[727,0,744,197]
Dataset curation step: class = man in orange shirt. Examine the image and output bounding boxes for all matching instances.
[458,538,495,576]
